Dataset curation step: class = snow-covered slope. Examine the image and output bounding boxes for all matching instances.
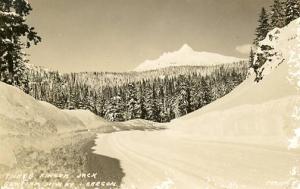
[134,44,244,71]
[94,19,300,188]
[0,81,109,167]
[63,109,107,129]
[172,18,300,143]
[253,16,300,83]
[0,82,85,136]
[0,81,110,135]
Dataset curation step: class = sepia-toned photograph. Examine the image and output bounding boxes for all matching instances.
[0,0,300,188]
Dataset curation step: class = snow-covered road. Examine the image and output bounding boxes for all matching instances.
[94,131,300,189]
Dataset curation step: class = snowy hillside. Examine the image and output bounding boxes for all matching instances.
[0,82,85,136]
[0,81,109,167]
[253,16,300,83]
[94,19,300,188]
[173,18,300,142]
[62,109,107,130]
[0,80,114,136]
[134,44,244,71]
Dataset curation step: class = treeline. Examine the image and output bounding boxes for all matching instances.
[64,63,244,88]
[28,63,247,122]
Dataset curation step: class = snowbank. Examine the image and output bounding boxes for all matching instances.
[0,82,107,167]
[111,119,166,131]
[0,82,86,136]
[170,62,299,147]
[63,109,107,129]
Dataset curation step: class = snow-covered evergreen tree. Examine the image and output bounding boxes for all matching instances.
[126,83,141,119]
[176,75,191,117]
[189,73,201,111]
[0,0,41,91]
[105,95,125,121]
[254,7,271,45]
[200,77,213,106]
[150,83,160,122]
[285,0,300,24]
[270,0,286,29]
[249,48,255,68]
[142,82,154,120]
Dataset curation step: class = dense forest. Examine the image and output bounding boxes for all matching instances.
[28,62,247,122]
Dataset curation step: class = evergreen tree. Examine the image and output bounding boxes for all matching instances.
[249,48,255,68]
[67,90,77,110]
[200,77,213,106]
[95,95,106,117]
[0,0,41,90]
[254,7,271,45]
[150,83,160,122]
[176,75,190,116]
[270,0,286,29]
[105,95,125,121]
[189,73,202,111]
[157,83,170,122]
[285,0,300,24]
[139,95,147,119]
[143,82,155,120]
[126,83,141,119]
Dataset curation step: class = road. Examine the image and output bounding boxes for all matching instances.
[93,130,300,189]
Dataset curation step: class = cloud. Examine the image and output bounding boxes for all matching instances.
[235,44,253,54]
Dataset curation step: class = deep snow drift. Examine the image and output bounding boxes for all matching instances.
[0,82,107,167]
[0,82,84,136]
[94,19,300,188]
[134,44,244,71]
[0,82,109,135]
[62,109,107,130]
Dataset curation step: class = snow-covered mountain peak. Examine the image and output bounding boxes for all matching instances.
[178,44,194,52]
[134,44,244,72]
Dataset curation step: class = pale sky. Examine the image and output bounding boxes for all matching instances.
[26,0,272,72]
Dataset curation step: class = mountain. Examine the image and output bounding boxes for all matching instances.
[93,19,300,188]
[134,44,245,71]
